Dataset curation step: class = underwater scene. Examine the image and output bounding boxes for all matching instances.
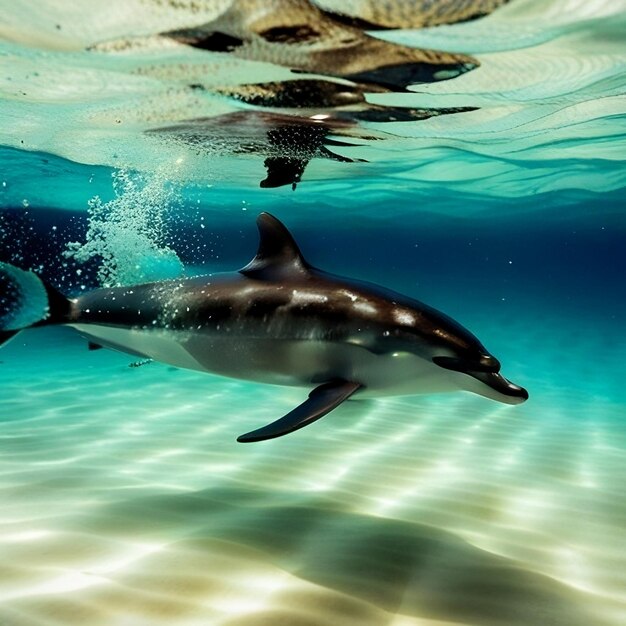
[1,0,625,624]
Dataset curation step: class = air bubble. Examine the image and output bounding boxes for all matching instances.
[65,169,183,287]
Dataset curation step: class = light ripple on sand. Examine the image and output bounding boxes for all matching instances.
[0,322,625,625]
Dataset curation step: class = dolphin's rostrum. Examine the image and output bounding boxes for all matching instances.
[0,214,527,442]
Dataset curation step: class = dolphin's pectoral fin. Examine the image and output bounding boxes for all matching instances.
[237,380,362,443]
[88,341,104,351]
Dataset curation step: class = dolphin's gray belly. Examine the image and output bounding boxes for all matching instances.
[70,323,456,397]
[70,323,349,385]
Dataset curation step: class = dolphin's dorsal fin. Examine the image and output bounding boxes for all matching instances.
[239,212,311,279]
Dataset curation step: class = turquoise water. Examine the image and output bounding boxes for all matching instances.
[1,1,626,625]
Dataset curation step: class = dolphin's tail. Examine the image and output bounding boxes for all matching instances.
[0,262,71,347]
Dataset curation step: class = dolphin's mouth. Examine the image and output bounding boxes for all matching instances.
[432,355,528,404]
[466,370,529,404]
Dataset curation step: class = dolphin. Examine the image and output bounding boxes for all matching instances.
[0,213,527,442]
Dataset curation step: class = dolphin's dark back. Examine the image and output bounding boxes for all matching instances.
[67,212,488,363]
[69,264,483,364]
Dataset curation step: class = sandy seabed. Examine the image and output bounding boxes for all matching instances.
[0,321,624,626]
